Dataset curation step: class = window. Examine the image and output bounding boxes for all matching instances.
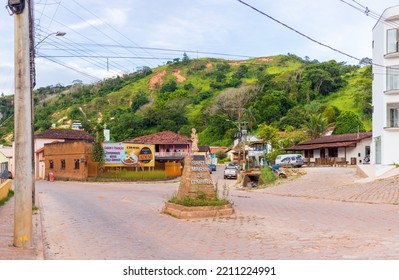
[74,159,80,170]
[328,148,338,157]
[61,159,66,170]
[386,66,399,91]
[387,29,399,54]
[375,137,381,164]
[49,160,54,169]
[387,103,399,127]
[304,150,314,158]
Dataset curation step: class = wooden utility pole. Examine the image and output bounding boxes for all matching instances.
[13,0,34,248]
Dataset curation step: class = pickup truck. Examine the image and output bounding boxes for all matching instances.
[223,165,238,179]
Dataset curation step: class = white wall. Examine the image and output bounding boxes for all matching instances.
[372,5,399,165]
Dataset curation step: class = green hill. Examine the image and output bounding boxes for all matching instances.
[0,54,372,146]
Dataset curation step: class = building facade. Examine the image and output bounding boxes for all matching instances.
[34,129,94,179]
[123,131,192,176]
[44,141,94,180]
[285,132,372,166]
[372,5,399,168]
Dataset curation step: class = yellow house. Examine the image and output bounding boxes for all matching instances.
[0,146,13,174]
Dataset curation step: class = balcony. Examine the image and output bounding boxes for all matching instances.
[384,52,399,59]
[384,126,399,131]
[384,89,399,95]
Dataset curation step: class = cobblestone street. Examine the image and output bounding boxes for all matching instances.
[31,167,399,260]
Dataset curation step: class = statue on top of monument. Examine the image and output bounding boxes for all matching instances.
[191,128,199,152]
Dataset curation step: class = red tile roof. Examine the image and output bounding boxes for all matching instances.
[123,131,191,144]
[285,132,372,151]
[35,129,94,141]
[299,132,372,145]
[210,146,229,154]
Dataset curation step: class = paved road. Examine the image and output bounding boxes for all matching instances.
[37,167,399,259]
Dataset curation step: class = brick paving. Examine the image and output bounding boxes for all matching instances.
[1,167,399,259]
[260,167,399,205]
[0,196,43,260]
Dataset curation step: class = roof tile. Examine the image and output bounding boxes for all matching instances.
[35,129,94,141]
[123,131,191,144]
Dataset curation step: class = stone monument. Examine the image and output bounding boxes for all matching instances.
[177,154,216,200]
[163,128,234,219]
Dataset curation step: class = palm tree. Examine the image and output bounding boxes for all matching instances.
[305,114,328,139]
[244,106,258,130]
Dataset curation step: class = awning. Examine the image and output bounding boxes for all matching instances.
[284,141,357,151]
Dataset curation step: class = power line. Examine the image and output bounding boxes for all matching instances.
[58,3,142,69]
[70,0,161,67]
[37,55,175,59]
[40,42,254,59]
[41,56,102,81]
[34,17,134,73]
[237,0,362,62]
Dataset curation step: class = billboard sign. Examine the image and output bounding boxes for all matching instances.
[103,143,155,167]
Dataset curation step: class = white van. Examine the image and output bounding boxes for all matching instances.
[275,154,304,167]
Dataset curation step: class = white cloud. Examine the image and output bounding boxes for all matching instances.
[68,18,104,31]
[104,8,129,26]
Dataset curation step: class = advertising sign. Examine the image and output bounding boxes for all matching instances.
[103,143,155,167]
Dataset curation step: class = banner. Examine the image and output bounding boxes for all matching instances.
[103,143,155,167]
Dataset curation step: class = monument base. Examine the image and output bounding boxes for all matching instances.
[163,202,235,219]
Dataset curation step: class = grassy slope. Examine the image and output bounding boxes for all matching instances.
[322,68,372,130]
[31,55,371,139]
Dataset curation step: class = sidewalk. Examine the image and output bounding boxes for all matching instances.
[0,196,43,260]
[260,167,399,205]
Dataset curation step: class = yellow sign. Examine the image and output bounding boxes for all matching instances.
[103,143,155,167]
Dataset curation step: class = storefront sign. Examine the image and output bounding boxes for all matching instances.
[103,143,155,167]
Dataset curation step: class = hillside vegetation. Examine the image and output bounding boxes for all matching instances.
[0,54,372,146]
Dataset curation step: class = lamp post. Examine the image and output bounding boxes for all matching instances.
[226,119,248,171]
[34,31,66,48]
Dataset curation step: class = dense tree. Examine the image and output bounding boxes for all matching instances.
[0,54,372,147]
[333,111,366,134]
[257,123,279,149]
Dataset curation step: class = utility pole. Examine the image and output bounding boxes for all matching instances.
[9,0,34,248]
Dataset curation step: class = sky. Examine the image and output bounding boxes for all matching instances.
[1,0,399,94]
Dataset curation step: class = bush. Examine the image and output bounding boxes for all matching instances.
[0,190,14,206]
[98,169,166,181]
[260,167,276,184]
[169,196,230,207]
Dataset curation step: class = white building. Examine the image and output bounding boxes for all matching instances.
[372,5,399,175]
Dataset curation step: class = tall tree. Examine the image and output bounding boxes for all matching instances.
[305,114,328,139]
[333,111,366,134]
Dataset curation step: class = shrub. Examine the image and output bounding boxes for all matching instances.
[169,196,230,207]
[260,166,276,184]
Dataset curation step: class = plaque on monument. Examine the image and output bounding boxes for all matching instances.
[177,155,216,200]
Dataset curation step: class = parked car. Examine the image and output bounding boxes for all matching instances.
[228,162,242,170]
[208,164,217,171]
[275,154,304,167]
[224,165,238,179]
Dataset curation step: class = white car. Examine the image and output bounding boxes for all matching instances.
[275,154,304,167]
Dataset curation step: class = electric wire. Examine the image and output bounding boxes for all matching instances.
[41,56,102,81]
[35,22,131,73]
[34,17,133,74]
[237,0,362,62]
[36,37,125,76]
[39,43,253,59]
[57,3,142,69]
[237,0,393,73]
[70,0,161,67]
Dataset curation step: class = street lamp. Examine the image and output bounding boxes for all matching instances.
[34,31,66,48]
[6,0,25,15]
[226,119,248,171]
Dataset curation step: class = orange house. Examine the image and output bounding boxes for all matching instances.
[44,141,95,180]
